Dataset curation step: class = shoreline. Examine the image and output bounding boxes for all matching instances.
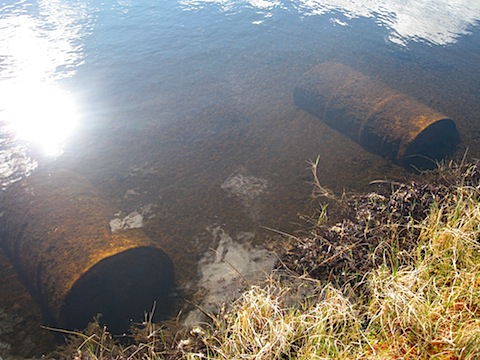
[2,160,480,359]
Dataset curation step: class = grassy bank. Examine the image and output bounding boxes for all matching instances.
[58,161,480,359]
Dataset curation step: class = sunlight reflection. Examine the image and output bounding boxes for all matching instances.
[296,0,480,45]
[179,0,480,45]
[0,0,88,163]
[2,82,78,157]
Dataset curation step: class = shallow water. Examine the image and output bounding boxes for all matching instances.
[1,0,480,354]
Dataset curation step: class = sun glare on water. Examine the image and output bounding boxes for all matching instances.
[0,0,88,159]
[3,82,78,157]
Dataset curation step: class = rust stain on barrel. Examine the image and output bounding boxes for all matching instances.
[294,62,459,168]
[0,169,175,333]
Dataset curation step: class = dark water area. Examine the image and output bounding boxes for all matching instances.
[1,0,480,355]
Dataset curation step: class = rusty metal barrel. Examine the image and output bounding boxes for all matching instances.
[0,169,175,333]
[294,62,459,168]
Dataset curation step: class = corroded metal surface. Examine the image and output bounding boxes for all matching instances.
[294,62,459,168]
[0,169,175,333]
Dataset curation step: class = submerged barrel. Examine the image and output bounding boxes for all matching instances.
[0,169,175,333]
[294,62,459,168]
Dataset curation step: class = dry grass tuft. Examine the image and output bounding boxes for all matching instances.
[183,277,363,359]
[364,179,480,359]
